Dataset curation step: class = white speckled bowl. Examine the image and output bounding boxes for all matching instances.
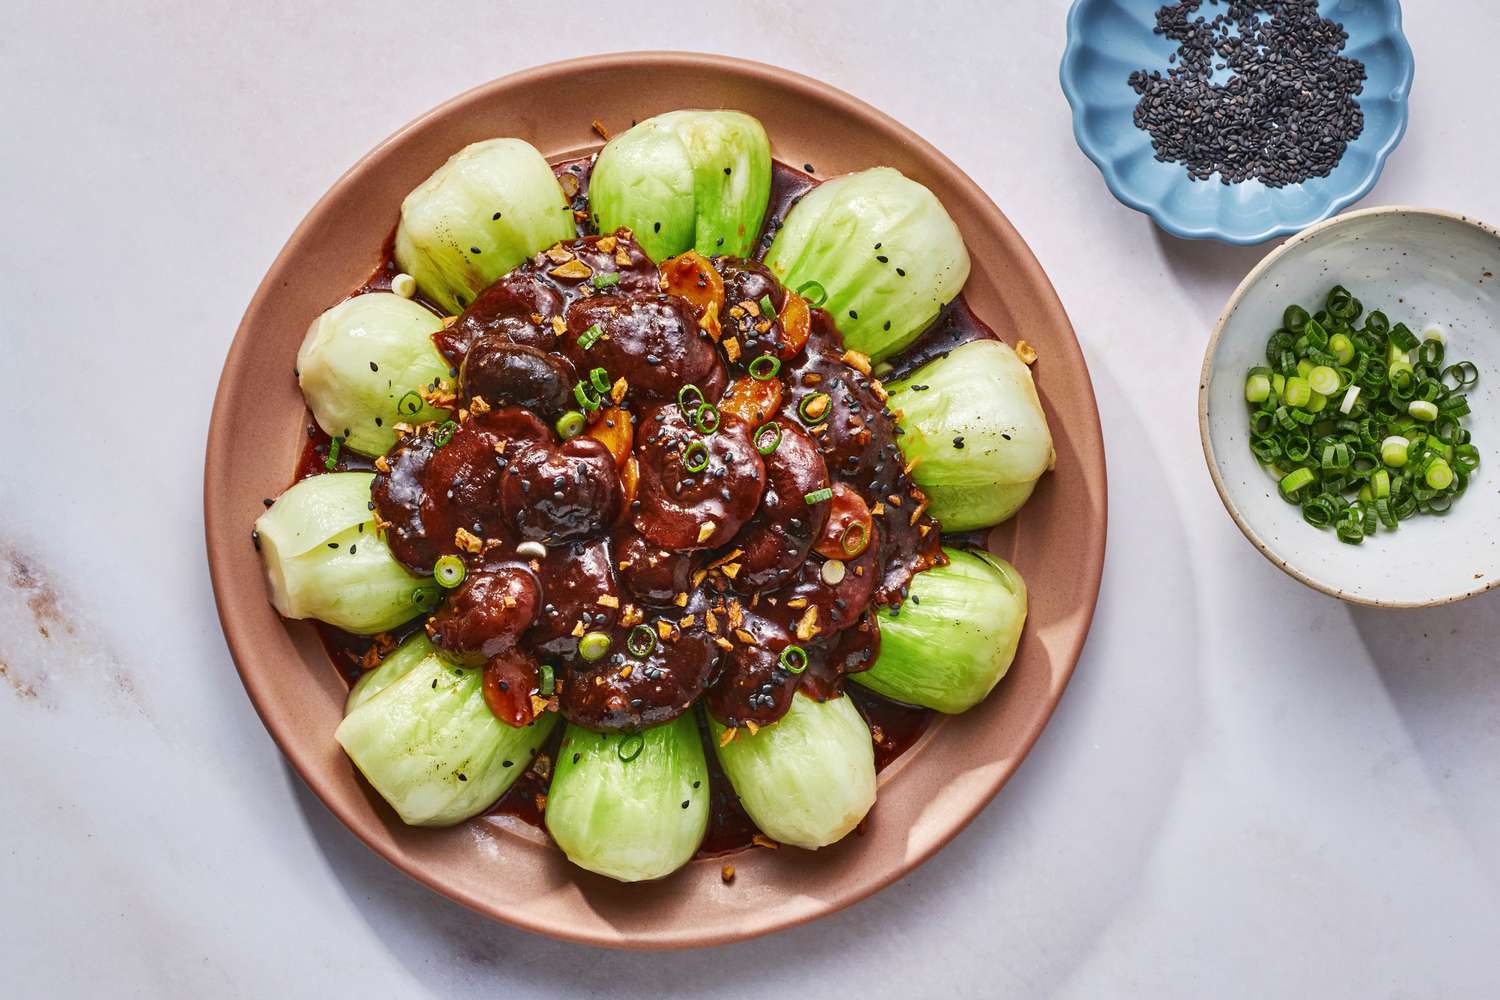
[1201,207,1500,607]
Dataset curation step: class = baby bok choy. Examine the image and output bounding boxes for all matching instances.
[254,472,437,634]
[297,292,451,457]
[710,693,875,850]
[336,649,557,827]
[344,631,435,714]
[545,714,709,882]
[589,110,772,262]
[853,548,1027,714]
[887,339,1054,530]
[763,166,970,362]
[395,138,576,314]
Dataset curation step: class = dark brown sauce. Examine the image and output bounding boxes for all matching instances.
[885,296,1001,380]
[294,422,374,481]
[757,162,819,256]
[301,154,1001,859]
[849,685,934,771]
[488,722,565,829]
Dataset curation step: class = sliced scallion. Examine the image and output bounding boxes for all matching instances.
[749,355,781,381]
[682,439,710,473]
[778,645,808,674]
[555,410,586,439]
[576,323,605,350]
[754,422,782,455]
[578,631,611,661]
[434,554,466,589]
[626,623,657,658]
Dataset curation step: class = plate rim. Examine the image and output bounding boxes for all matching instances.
[205,50,1108,947]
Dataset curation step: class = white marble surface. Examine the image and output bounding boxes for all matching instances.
[3,1,1498,996]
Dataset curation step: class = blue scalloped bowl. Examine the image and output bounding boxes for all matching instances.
[1061,0,1413,244]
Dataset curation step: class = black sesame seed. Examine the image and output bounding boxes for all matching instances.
[469,246,481,255]
[1127,0,1366,187]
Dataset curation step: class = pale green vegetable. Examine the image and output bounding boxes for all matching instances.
[394,138,575,314]
[589,110,772,262]
[763,166,970,361]
[297,293,450,456]
[336,651,556,827]
[255,472,436,634]
[887,339,1054,529]
[545,715,708,882]
[709,693,875,850]
[345,632,436,714]
[853,548,1027,713]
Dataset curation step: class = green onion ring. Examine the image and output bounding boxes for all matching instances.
[841,521,869,556]
[576,323,605,350]
[677,383,705,418]
[537,663,556,697]
[618,733,645,762]
[626,623,658,658]
[754,421,782,456]
[778,645,808,675]
[590,367,612,394]
[795,280,828,307]
[694,403,721,435]
[432,419,458,448]
[397,390,423,416]
[578,631,611,662]
[682,439,710,473]
[555,410,586,440]
[749,355,781,381]
[434,554,466,589]
[574,380,602,412]
[797,392,831,425]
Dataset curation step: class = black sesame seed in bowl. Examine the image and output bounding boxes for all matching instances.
[1061,0,1414,244]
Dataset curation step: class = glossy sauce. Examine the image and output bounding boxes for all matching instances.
[309,158,1004,858]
